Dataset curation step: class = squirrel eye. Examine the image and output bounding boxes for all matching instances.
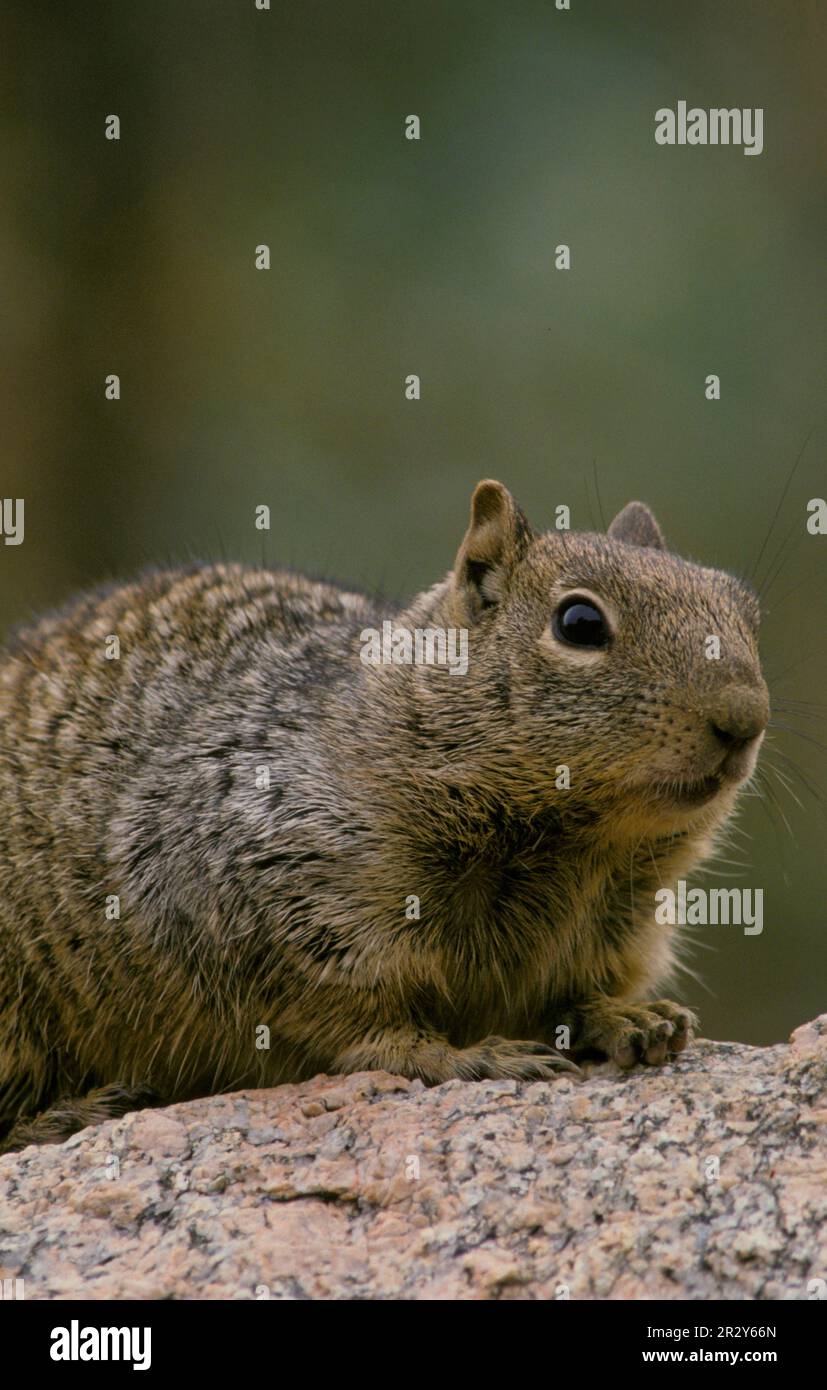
[552,596,610,648]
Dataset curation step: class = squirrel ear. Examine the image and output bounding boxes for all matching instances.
[453,480,534,617]
[607,501,665,550]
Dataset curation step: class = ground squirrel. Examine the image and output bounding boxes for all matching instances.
[0,481,769,1152]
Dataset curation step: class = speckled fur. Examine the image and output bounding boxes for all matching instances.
[0,483,768,1151]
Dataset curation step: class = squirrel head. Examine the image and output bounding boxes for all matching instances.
[439,479,769,837]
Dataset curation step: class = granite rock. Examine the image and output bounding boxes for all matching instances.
[1,1018,825,1300]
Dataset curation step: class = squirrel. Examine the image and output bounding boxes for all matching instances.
[0,481,769,1153]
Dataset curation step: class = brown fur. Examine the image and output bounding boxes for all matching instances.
[0,482,769,1151]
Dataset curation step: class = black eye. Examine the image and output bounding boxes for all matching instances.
[552,596,610,648]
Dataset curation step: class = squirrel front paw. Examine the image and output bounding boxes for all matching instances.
[457,1037,581,1082]
[332,1028,580,1086]
[568,999,698,1069]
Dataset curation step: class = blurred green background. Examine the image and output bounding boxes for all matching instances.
[1,0,825,1043]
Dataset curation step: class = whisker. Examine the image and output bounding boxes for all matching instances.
[763,565,827,615]
[763,746,827,814]
[764,651,827,686]
[761,761,806,813]
[750,425,817,595]
[769,722,827,756]
[771,705,827,725]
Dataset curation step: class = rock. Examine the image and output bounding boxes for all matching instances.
[1,1019,825,1300]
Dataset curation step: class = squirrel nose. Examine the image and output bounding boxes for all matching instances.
[707,685,769,748]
